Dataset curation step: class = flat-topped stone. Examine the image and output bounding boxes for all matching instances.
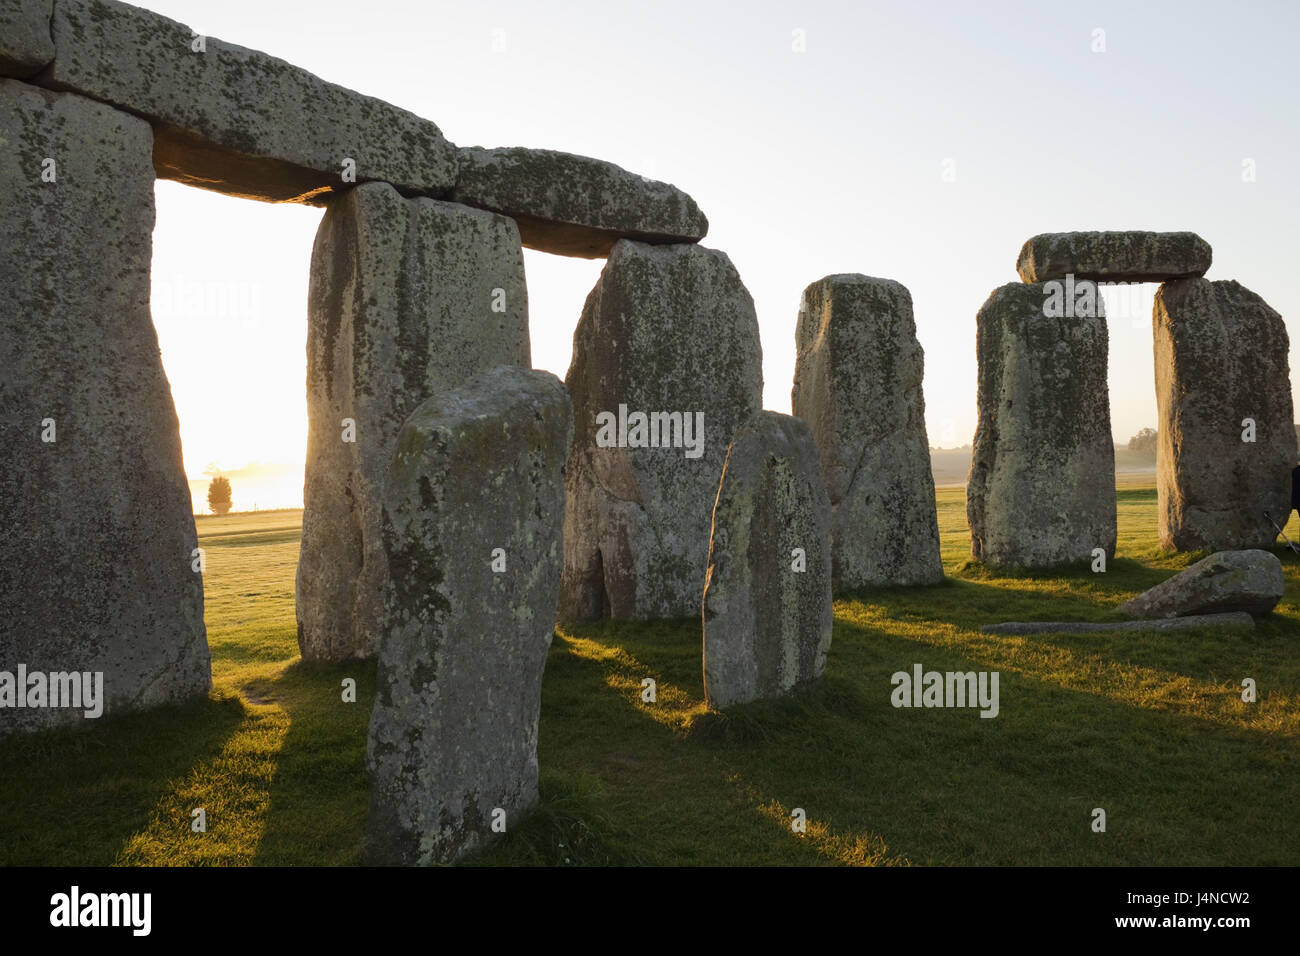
[451,146,708,258]
[981,613,1255,635]
[0,0,53,78]
[1154,279,1295,551]
[45,0,457,204]
[1120,550,1285,619]
[1016,231,1212,284]
[792,273,943,589]
[967,282,1116,568]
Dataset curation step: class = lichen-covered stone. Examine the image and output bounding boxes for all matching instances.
[366,365,571,865]
[560,240,763,621]
[0,0,53,78]
[1119,550,1284,619]
[791,274,943,589]
[298,184,529,661]
[45,0,457,203]
[452,146,708,258]
[1016,231,1212,283]
[1153,279,1295,551]
[967,282,1117,567]
[0,80,208,735]
[703,412,832,709]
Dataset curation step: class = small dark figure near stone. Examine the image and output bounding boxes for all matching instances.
[1292,462,1300,522]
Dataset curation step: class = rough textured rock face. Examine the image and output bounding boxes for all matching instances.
[1154,279,1295,552]
[452,146,708,258]
[791,274,943,589]
[45,0,457,203]
[1016,231,1212,283]
[298,184,529,661]
[1119,550,1284,619]
[366,366,571,866]
[967,282,1117,567]
[0,0,53,78]
[0,80,209,735]
[560,240,763,621]
[703,413,833,709]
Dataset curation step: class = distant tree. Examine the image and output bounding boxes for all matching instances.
[1128,427,1157,456]
[207,476,233,516]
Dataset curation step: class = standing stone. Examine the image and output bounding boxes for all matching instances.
[1016,231,1212,284]
[366,365,571,865]
[1153,279,1295,551]
[0,0,53,78]
[46,0,457,204]
[0,80,208,735]
[560,240,763,621]
[703,412,833,709]
[792,274,943,589]
[298,183,529,661]
[967,282,1117,567]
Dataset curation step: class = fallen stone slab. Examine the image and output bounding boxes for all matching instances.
[1016,231,1212,283]
[703,412,833,709]
[0,80,209,736]
[1154,278,1295,552]
[451,147,708,258]
[559,240,763,621]
[298,183,530,661]
[967,282,1116,568]
[45,0,457,203]
[981,613,1255,635]
[0,0,53,78]
[366,365,571,865]
[792,274,943,589]
[1119,550,1284,619]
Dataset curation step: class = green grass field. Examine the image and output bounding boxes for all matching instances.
[3,478,1298,866]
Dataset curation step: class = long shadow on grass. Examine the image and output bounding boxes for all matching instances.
[0,694,246,866]
[247,658,376,866]
[555,608,1299,865]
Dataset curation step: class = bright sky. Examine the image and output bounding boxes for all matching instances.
[143,0,1300,509]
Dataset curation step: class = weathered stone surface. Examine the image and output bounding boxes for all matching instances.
[981,612,1255,635]
[703,412,833,709]
[1016,231,1212,283]
[1120,550,1284,619]
[1154,279,1295,551]
[560,240,763,621]
[297,183,529,661]
[45,0,457,204]
[451,146,708,258]
[0,80,208,735]
[967,282,1117,567]
[0,0,53,78]
[792,274,943,589]
[366,365,571,865]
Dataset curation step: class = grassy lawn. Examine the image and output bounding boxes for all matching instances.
[2,478,1297,866]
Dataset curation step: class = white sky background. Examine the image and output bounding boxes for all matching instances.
[143,0,1300,508]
